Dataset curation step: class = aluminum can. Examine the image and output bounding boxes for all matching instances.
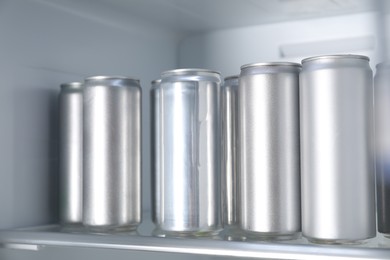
[375,62,390,236]
[300,55,376,243]
[221,76,238,228]
[238,63,301,239]
[83,76,142,231]
[59,82,83,226]
[153,69,221,236]
[150,79,161,225]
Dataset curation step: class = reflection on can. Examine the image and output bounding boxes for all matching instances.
[300,55,375,243]
[152,69,221,237]
[83,76,142,232]
[221,76,238,225]
[151,79,161,225]
[238,63,301,240]
[59,82,83,226]
[375,63,390,236]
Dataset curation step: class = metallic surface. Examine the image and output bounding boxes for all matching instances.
[83,76,142,231]
[300,55,376,242]
[374,63,390,235]
[302,54,369,63]
[59,82,83,225]
[150,79,161,225]
[238,63,301,237]
[153,69,221,234]
[221,76,239,227]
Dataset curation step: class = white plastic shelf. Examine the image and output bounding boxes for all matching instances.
[0,225,390,260]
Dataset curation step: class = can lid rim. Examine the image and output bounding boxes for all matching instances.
[161,68,221,77]
[60,82,83,89]
[224,75,239,81]
[240,62,302,70]
[151,79,162,85]
[302,54,370,64]
[85,76,140,82]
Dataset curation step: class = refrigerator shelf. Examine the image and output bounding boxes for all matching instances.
[0,225,389,260]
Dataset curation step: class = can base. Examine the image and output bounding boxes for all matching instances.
[83,224,139,234]
[306,237,371,245]
[242,230,301,241]
[153,227,221,239]
[377,233,390,248]
[220,226,246,241]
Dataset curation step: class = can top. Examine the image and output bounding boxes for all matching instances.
[240,62,301,70]
[302,54,369,64]
[240,62,301,76]
[224,75,239,81]
[161,68,221,81]
[84,76,140,87]
[151,79,162,86]
[60,82,83,89]
[223,75,239,88]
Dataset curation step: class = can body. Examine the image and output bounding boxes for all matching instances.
[59,82,83,225]
[238,63,301,238]
[150,79,161,225]
[221,76,239,228]
[83,76,142,231]
[153,69,221,236]
[300,55,375,242]
[375,63,390,235]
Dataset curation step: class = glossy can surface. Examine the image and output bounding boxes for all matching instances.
[59,82,83,225]
[221,76,239,227]
[150,79,161,225]
[300,55,376,242]
[375,63,390,235]
[153,69,221,236]
[83,76,142,231]
[238,63,301,238]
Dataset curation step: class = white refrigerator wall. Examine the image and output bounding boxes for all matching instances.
[179,12,379,76]
[0,0,180,229]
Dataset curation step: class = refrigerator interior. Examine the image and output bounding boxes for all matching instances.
[0,0,387,259]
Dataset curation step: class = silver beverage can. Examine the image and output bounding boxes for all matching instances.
[221,76,239,237]
[150,79,161,225]
[238,63,301,239]
[300,55,376,243]
[59,82,83,226]
[153,69,221,237]
[374,62,390,236]
[83,76,142,232]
